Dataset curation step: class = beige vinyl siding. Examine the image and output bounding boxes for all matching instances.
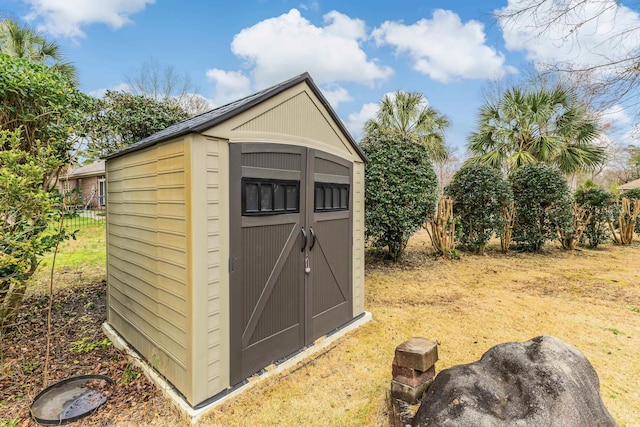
[201,83,361,164]
[106,137,190,397]
[184,135,230,404]
[352,161,365,316]
[205,137,230,397]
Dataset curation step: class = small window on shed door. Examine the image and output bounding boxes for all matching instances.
[242,178,300,215]
[314,183,349,212]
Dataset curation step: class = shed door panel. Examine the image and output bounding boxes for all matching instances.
[308,151,352,341]
[230,144,353,385]
[230,144,306,384]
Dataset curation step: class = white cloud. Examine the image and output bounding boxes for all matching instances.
[498,0,640,77]
[87,82,131,98]
[346,102,379,140]
[230,9,393,89]
[205,68,252,107]
[600,105,632,129]
[373,9,516,83]
[298,1,319,12]
[321,85,352,108]
[23,0,154,38]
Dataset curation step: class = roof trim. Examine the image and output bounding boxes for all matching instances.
[106,72,365,162]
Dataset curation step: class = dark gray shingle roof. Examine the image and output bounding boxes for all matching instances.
[106,72,364,161]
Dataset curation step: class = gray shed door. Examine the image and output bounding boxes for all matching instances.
[229,143,353,384]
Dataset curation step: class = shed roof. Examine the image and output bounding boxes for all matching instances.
[619,177,640,191]
[106,72,364,161]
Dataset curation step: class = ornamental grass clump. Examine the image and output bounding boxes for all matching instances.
[574,186,617,248]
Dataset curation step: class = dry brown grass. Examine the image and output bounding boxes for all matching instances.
[200,230,640,427]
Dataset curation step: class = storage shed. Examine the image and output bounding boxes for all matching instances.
[104,72,367,407]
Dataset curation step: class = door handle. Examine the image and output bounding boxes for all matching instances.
[300,227,307,252]
[309,227,316,251]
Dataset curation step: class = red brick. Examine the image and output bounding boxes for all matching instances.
[390,378,433,404]
[392,359,436,380]
[395,337,438,371]
[393,365,436,387]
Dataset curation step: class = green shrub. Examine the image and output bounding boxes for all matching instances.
[362,131,438,261]
[575,186,617,247]
[509,163,572,251]
[445,163,512,253]
[0,54,87,329]
[1,130,62,328]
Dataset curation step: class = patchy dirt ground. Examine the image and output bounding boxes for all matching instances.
[2,232,639,426]
[0,281,182,426]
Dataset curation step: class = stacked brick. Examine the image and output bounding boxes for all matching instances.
[390,337,438,405]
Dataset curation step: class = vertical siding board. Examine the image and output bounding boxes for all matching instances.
[205,138,230,397]
[352,162,365,316]
[187,135,206,403]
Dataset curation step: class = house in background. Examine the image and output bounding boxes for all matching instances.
[58,159,106,209]
[619,177,640,193]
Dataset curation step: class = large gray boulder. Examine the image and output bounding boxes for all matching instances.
[413,336,616,426]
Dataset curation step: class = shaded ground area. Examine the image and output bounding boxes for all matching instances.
[0,281,181,426]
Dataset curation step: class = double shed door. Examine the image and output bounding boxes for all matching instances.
[229,143,353,384]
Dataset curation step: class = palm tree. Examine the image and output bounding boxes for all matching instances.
[364,91,451,162]
[467,84,605,175]
[0,19,77,83]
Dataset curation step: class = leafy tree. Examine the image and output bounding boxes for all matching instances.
[0,130,66,329]
[628,146,640,180]
[0,53,89,188]
[84,90,190,157]
[445,163,512,254]
[467,84,606,175]
[364,91,451,162]
[0,54,86,329]
[510,163,573,251]
[575,186,617,248]
[0,18,77,83]
[362,130,438,261]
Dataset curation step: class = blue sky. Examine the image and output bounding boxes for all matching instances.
[2,0,639,156]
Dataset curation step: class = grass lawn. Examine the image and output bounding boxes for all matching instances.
[27,219,106,296]
[9,226,639,426]
[201,230,640,427]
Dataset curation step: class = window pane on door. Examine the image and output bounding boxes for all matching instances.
[315,187,324,210]
[287,185,299,211]
[273,184,285,211]
[260,185,273,212]
[314,183,349,212]
[243,179,299,216]
[245,183,259,213]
